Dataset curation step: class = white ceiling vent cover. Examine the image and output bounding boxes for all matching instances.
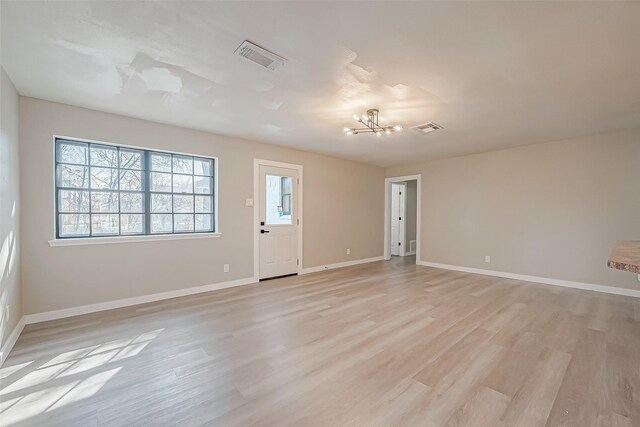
[235,41,286,71]
[411,122,444,134]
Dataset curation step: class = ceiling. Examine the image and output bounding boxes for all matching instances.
[2,1,640,167]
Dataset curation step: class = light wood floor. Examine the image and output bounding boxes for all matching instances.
[2,256,639,426]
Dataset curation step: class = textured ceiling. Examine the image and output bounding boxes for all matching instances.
[2,1,639,167]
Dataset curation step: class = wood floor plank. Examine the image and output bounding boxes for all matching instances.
[447,386,510,427]
[545,327,607,426]
[501,347,572,427]
[410,343,506,426]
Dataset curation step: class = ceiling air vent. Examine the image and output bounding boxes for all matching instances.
[235,40,286,71]
[412,122,443,135]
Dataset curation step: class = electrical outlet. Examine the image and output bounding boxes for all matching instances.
[484,255,491,263]
[346,248,351,255]
[223,264,230,273]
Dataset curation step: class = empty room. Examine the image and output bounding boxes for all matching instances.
[1,1,639,426]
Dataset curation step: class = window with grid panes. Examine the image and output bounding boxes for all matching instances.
[55,138,216,238]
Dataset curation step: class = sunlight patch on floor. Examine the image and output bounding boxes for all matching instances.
[0,360,33,380]
[0,328,164,426]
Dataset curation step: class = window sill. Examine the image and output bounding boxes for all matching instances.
[48,232,222,247]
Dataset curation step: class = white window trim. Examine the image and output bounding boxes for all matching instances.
[51,134,219,242]
[49,232,221,247]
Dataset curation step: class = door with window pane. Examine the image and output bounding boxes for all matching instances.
[259,165,298,279]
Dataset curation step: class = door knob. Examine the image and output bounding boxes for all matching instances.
[261,230,270,234]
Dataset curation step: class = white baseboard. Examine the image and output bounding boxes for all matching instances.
[17,256,385,334]
[301,256,385,274]
[404,251,416,256]
[418,260,640,299]
[24,276,258,325]
[1,316,25,367]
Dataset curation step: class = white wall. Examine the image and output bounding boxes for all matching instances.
[387,128,640,290]
[0,66,22,351]
[20,98,385,315]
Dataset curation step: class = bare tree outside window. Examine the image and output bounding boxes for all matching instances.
[55,138,215,238]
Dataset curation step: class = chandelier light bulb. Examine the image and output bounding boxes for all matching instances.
[376,131,382,137]
[394,125,403,131]
[352,114,359,121]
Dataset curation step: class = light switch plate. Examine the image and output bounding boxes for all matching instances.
[245,198,254,206]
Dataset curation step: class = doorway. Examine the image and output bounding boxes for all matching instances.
[385,175,421,263]
[254,159,303,280]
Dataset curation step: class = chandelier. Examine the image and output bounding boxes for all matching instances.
[343,109,402,136]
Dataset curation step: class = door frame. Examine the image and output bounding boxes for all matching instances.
[253,159,304,281]
[384,174,421,263]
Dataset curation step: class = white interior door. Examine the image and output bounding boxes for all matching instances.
[390,183,405,256]
[259,165,299,279]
